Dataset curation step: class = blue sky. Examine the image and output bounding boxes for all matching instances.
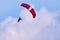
[0,0,60,40]
[0,0,60,22]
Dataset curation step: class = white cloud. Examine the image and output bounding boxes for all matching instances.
[0,7,60,40]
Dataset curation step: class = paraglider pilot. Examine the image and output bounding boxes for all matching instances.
[17,17,22,22]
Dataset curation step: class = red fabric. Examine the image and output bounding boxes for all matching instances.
[30,8,36,18]
[21,3,36,18]
[21,3,30,9]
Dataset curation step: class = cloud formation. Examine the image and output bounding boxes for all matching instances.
[0,7,60,40]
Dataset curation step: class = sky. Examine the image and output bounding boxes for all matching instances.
[0,0,60,22]
[0,0,60,40]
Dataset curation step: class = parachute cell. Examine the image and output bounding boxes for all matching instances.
[21,3,36,18]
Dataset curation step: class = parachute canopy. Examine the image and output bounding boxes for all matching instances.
[21,3,36,18]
